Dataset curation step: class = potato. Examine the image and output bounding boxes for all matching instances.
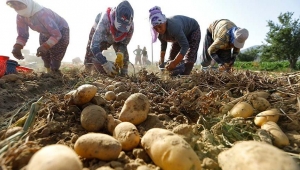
[105,85,115,91]
[218,141,298,170]
[113,122,140,151]
[81,105,107,132]
[254,109,280,127]
[105,91,116,101]
[219,103,235,115]
[74,133,122,161]
[73,84,97,105]
[119,93,150,125]
[229,102,254,118]
[106,115,122,134]
[27,144,82,170]
[251,97,270,111]
[261,121,290,148]
[64,90,76,101]
[141,128,201,170]
[250,91,270,99]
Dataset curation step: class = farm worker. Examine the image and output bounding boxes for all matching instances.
[133,45,142,65]
[200,19,249,72]
[142,46,148,66]
[84,13,106,74]
[90,0,134,76]
[6,0,69,74]
[149,6,201,76]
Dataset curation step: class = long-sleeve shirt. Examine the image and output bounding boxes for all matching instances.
[15,7,69,48]
[207,19,240,57]
[90,10,133,57]
[158,15,199,56]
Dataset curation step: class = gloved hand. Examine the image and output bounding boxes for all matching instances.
[37,44,50,57]
[102,61,117,76]
[115,52,124,68]
[12,44,24,60]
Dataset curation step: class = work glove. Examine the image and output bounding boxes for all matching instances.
[12,44,24,60]
[115,52,124,68]
[102,61,117,76]
[37,44,50,57]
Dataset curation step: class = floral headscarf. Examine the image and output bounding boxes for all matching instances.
[149,6,167,43]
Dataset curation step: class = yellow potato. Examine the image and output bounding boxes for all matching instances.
[73,84,97,105]
[251,97,271,112]
[80,105,107,132]
[254,109,280,127]
[219,103,235,115]
[74,133,122,161]
[106,115,122,134]
[261,121,290,148]
[141,128,201,170]
[250,91,270,99]
[105,91,116,101]
[119,93,150,125]
[229,102,254,118]
[27,144,82,170]
[113,122,140,151]
[218,141,298,170]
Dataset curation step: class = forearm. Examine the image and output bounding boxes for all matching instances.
[160,51,166,61]
[210,53,224,65]
[173,53,184,65]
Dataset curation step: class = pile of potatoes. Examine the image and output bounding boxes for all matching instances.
[34,82,202,170]
[226,91,290,148]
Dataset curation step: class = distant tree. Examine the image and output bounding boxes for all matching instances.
[260,12,300,69]
[237,48,260,61]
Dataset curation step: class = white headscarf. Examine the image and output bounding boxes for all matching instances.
[7,0,43,17]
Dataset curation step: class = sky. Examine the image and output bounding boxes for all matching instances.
[0,0,300,63]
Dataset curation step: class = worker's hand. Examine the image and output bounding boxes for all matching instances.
[37,44,50,57]
[102,61,117,76]
[115,52,124,68]
[165,60,178,71]
[12,44,24,60]
[219,63,233,72]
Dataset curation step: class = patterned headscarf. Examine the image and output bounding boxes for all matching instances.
[6,0,43,17]
[149,6,167,43]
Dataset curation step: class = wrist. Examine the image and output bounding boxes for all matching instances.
[13,43,23,49]
[42,43,51,50]
[95,53,107,65]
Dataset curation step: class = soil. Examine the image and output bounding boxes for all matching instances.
[0,68,300,170]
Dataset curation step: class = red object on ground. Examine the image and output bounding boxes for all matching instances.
[0,56,9,78]
[16,66,33,73]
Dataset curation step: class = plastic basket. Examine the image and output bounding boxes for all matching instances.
[5,60,19,75]
[16,66,33,73]
[0,56,9,78]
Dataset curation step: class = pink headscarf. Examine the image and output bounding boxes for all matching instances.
[149,6,166,43]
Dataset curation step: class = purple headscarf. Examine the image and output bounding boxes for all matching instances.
[149,6,166,43]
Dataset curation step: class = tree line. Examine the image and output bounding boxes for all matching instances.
[237,12,300,70]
